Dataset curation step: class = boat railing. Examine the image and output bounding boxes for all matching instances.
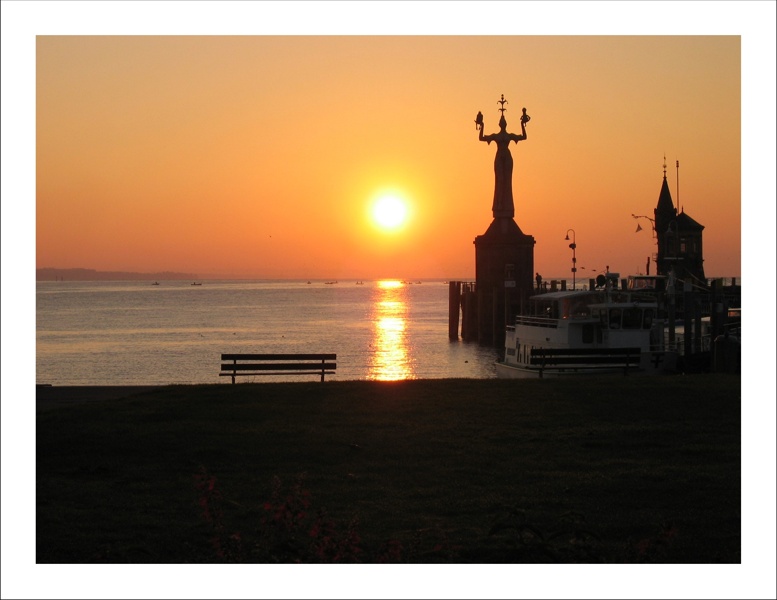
[514,315,558,328]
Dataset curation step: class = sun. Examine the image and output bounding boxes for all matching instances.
[371,194,408,231]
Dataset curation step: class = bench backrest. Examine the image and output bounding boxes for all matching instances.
[529,347,640,366]
[221,353,336,361]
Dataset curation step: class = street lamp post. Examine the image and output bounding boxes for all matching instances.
[631,214,656,237]
[564,229,577,290]
[632,214,657,275]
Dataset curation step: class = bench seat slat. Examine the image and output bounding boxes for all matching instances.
[527,364,636,371]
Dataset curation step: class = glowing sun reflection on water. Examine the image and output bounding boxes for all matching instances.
[368,280,413,381]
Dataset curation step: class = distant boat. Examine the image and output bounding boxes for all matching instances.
[191,282,202,286]
[152,281,160,286]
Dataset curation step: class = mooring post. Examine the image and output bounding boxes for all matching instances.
[448,281,461,340]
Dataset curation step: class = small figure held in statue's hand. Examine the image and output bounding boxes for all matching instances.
[475,111,484,130]
[536,272,542,290]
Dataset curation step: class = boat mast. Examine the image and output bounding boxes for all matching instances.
[676,159,680,213]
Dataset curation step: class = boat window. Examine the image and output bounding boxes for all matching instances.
[582,323,594,343]
[560,299,570,319]
[643,308,654,329]
[531,299,557,319]
[622,308,642,329]
[609,308,622,329]
[542,302,558,319]
[569,299,591,318]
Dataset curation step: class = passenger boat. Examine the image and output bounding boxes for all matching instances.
[495,279,677,378]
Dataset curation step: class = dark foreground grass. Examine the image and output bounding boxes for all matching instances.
[36,375,741,563]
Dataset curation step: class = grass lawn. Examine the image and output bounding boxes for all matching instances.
[36,375,741,564]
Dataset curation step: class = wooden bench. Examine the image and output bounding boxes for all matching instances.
[529,347,640,377]
[220,353,337,384]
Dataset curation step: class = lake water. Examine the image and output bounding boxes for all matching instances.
[36,279,502,385]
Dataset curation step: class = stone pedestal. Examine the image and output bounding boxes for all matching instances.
[474,217,535,346]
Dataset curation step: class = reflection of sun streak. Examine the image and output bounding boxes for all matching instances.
[368,281,413,381]
[378,280,402,289]
[374,317,408,381]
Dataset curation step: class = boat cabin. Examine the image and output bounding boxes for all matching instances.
[525,290,656,330]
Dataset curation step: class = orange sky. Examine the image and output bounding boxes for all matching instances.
[1,4,771,285]
[34,33,744,280]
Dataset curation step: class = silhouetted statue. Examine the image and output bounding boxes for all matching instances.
[476,95,530,219]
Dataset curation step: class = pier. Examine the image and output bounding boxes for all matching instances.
[448,275,740,374]
[453,96,740,373]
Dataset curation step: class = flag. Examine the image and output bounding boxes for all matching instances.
[635,223,643,232]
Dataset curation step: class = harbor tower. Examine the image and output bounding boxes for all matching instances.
[654,159,706,287]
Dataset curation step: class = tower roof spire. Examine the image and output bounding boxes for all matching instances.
[655,157,676,222]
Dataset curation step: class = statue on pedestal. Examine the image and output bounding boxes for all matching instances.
[475,95,530,219]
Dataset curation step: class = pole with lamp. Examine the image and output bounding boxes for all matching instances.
[564,229,577,290]
[632,214,656,275]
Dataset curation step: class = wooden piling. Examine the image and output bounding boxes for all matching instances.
[462,285,478,342]
[448,281,461,340]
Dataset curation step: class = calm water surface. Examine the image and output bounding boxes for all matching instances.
[36,280,500,385]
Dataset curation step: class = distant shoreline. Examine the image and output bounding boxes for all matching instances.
[35,269,741,283]
[36,268,199,281]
